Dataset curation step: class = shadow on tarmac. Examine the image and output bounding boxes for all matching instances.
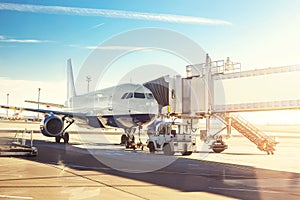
[198,151,265,156]
[5,138,300,200]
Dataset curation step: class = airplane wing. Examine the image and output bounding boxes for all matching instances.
[25,100,64,108]
[0,105,85,118]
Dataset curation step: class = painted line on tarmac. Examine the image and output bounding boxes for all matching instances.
[209,187,283,194]
[210,186,300,196]
[154,170,253,179]
[0,195,33,199]
[199,159,256,172]
[65,163,111,171]
[48,163,149,200]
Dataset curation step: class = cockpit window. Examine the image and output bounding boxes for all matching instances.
[134,92,145,99]
[126,92,133,99]
[122,92,153,99]
[146,93,154,99]
[121,93,128,99]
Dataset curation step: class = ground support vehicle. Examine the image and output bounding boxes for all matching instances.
[0,129,38,157]
[146,121,196,155]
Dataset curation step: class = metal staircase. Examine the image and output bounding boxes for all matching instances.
[216,113,278,154]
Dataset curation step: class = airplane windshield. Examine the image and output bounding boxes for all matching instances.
[134,92,145,99]
[121,93,128,99]
[121,92,154,99]
[126,93,133,99]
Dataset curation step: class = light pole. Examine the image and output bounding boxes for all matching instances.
[37,88,41,120]
[86,75,91,93]
[6,93,9,119]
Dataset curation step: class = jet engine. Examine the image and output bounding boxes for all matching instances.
[40,115,64,137]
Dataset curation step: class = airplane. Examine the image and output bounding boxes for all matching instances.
[0,59,159,145]
[24,100,65,108]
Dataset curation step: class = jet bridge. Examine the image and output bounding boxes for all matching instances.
[144,55,300,154]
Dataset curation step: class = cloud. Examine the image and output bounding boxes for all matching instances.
[0,3,232,25]
[90,23,105,29]
[0,35,49,43]
[68,44,149,51]
[85,45,147,50]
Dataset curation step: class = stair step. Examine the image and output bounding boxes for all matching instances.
[216,113,277,152]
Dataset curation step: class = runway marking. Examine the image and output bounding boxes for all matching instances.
[198,159,256,172]
[0,195,33,199]
[209,187,283,194]
[154,170,253,179]
[65,164,110,171]
[48,163,149,200]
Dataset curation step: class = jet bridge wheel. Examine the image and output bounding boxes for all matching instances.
[212,147,226,153]
[211,140,228,153]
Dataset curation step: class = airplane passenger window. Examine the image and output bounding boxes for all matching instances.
[146,93,154,99]
[126,93,133,99]
[121,93,128,99]
[134,92,145,98]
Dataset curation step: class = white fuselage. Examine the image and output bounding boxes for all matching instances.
[67,83,159,129]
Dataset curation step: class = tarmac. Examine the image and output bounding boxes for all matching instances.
[0,120,300,199]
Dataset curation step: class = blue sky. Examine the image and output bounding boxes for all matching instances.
[0,0,300,123]
[1,0,299,82]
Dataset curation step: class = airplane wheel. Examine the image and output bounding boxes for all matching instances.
[55,136,61,143]
[124,137,130,148]
[63,132,69,144]
[120,134,127,144]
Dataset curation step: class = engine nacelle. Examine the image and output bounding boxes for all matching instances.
[40,115,64,137]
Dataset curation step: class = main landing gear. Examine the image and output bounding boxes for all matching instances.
[55,132,70,144]
[121,132,136,150]
[55,116,74,144]
[120,127,145,150]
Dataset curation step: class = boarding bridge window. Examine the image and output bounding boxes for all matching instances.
[134,92,145,99]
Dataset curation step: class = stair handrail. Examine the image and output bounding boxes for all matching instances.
[231,114,276,143]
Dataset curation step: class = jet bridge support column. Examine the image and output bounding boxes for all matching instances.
[204,54,228,153]
[204,54,213,135]
[226,113,232,138]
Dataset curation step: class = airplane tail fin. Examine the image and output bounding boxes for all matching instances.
[67,59,76,103]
